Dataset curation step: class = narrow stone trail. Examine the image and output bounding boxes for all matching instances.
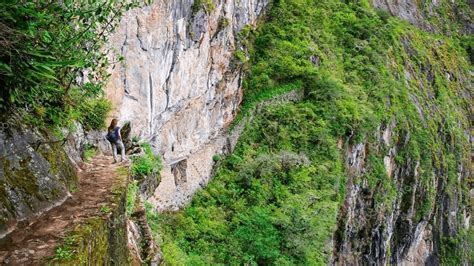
[0,155,127,265]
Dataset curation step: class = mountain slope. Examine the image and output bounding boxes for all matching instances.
[149,0,472,264]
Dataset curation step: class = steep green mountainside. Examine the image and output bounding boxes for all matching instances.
[149,0,472,265]
[372,0,473,35]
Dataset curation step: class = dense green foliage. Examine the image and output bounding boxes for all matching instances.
[131,143,163,181]
[150,0,472,264]
[155,106,345,265]
[126,180,139,216]
[192,0,215,15]
[0,0,141,131]
[79,99,111,131]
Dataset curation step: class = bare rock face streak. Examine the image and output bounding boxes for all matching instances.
[105,0,268,210]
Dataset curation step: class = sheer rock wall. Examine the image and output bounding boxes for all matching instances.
[105,0,269,210]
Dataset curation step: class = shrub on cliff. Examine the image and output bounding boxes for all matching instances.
[131,143,162,181]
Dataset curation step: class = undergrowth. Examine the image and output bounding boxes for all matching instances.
[82,144,97,162]
[130,143,163,181]
[126,180,139,216]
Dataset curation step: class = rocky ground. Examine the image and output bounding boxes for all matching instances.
[0,155,127,265]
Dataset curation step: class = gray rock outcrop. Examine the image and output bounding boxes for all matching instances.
[0,116,78,237]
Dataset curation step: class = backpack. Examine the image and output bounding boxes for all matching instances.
[106,127,120,143]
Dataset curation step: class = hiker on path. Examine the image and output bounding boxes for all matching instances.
[106,118,127,163]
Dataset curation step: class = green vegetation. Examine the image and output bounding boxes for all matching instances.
[53,235,77,261]
[154,106,345,264]
[51,166,130,264]
[54,246,75,261]
[100,205,111,214]
[234,50,248,64]
[0,0,141,132]
[82,144,97,162]
[2,0,468,264]
[132,136,140,144]
[192,0,215,15]
[218,17,230,31]
[212,154,222,162]
[126,180,139,216]
[131,143,163,181]
[469,228,474,262]
[53,235,78,261]
[79,99,111,131]
[51,217,109,264]
[151,0,472,264]
[420,0,474,34]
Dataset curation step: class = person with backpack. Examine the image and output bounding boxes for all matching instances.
[106,118,127,163]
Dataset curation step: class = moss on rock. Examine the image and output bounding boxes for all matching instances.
[50,166,129,265]
[0,121,78,233]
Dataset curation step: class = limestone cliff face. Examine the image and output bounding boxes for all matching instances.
[105,0,268,210]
